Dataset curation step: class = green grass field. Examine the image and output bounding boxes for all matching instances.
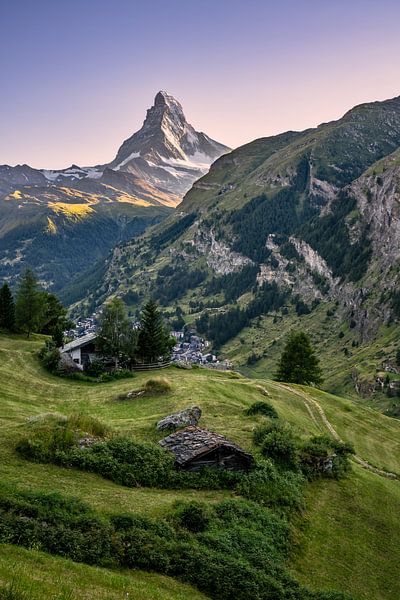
[0,334,399,599]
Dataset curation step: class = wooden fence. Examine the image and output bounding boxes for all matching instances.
[131,361,172,371]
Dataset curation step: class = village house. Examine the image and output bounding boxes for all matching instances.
[159,426,253,472]
[60,332,98,369]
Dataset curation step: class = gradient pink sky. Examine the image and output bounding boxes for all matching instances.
[1,0,400,169]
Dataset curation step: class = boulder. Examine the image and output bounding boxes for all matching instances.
[156,406,202,432]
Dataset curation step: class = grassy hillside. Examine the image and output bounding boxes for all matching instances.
[0,334,399,599]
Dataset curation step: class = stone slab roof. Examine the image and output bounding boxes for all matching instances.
[159,426,252,466]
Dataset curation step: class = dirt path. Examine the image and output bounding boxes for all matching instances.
[278,383,399,481]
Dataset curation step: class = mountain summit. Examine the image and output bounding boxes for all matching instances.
[108,91,230,195]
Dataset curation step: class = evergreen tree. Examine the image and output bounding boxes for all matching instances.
[15,269,42,338]
[276,331,323,386]
[52,325,64,348]
[97,298,137,368]
[137,299,174,363]
[0,283,16,331]
[39,291,71,337]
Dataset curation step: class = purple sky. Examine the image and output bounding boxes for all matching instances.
[1,0,400,169]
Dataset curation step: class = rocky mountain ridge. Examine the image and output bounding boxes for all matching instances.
[84,94,400,409]
[0,92,228,293]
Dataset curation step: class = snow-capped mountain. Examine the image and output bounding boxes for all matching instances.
[108,91,230,196]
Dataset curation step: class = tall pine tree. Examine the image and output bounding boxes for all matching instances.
[0,283,15,331]
[276,331,323,385]
[15,269,42,338]
[137,299,174,363]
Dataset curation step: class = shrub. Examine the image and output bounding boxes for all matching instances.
[236,460,304,511]
[38,341,61,373]
[254,422,299,470]
[144,377,172,395]
[174,501,211,533]
[245,401,278,419]
[299,436,355,480]
[0,486,353,600]
[84,358,105,377]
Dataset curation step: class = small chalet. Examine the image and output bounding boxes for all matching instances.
[60,333,98,369]
[159,426,253,472]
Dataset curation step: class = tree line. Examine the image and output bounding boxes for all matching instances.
[96,297,174,368]
[0,269,70,343]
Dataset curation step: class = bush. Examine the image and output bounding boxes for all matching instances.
[38,341,61,373]
[236,460,304,511]
[245,401,278,419]
[174,501,211,533]
[254,422,299,470]
[144,377,172,395]
[84,358,105,377]
[299,436,355,480]
[0,485,353,600]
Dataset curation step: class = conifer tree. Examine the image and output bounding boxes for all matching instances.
[276,331,323,386]
[0,283,16,331]
[15,269,42,338]
[137,299,174,363]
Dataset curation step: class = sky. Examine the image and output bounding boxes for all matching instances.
[1,0,400,169]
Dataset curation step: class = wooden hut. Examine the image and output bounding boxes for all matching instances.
[159,426,253,472]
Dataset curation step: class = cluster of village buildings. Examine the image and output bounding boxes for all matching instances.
[64,317,231,370]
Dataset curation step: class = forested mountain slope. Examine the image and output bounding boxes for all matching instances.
[85,95,400,406]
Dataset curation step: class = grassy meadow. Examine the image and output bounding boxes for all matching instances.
[0,334,399,599]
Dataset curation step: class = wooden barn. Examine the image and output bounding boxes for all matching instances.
[159,426,253,472]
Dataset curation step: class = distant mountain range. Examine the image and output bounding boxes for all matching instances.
[0,92,229,294]
[86,94,400,412]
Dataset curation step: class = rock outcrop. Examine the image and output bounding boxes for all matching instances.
[156,406,202,432]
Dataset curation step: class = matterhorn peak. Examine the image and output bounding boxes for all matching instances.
[109,91,230,197]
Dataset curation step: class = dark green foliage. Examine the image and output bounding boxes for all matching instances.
[236,460,304,510]
[390,290,400,318]
[174,501,211,532]
[197,282,288,348]
[229,156,312,262]
[15,269,42,337]
[246,401,278,419]
[154,266,207,304]
[39,291,70,337]
[0,484,351,600]
[0,283,15,331]
[299,436,355,480]
[151,213,197,249]
[38,340,61,373]
[97,298,137,368]
[396,348,400,366]
[300,193,372,282]
[256,422,299,470]
[206,265,259,302]
[137,299,174,362]
[276,331,323,385]
[294,298,311,316]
